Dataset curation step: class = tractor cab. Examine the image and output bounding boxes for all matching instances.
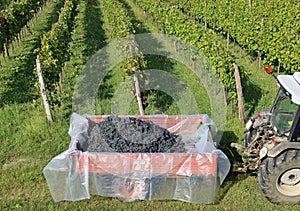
[269,69,300,141]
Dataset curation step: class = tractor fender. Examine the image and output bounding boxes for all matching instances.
[267,142,300,158]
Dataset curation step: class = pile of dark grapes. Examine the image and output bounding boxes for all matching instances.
[86,116,186,153]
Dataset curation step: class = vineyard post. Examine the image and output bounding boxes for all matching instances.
[233,62,245,123]
[133,67,144,116]
[3,43,9,57]
[18,33,22,43]
[15,36,19,47]
[258,51,262,69]
[36,59,53,122]
[248,0,252,10]
[20,27,24,40]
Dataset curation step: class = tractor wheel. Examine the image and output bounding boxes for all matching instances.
[258,149,300,204]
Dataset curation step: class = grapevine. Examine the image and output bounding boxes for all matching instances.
[135,0,238,105]
[0,0,65,106]
[100,0,146,78]
[99,0,147,112]
[171,0,300,73]
[0,0,47,51]
[37,0,79,106]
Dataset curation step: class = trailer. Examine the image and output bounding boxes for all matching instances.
[43,113,230,204]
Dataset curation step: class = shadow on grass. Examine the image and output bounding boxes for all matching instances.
[214,171,252,204]
[213,130,252,204]
[240,66,264,119]
[219,130,243,164]
[143,54,176,113]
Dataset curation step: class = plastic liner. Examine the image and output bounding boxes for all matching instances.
[43,113,230,203]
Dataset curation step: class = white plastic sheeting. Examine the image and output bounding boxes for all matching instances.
[43,113,230,203]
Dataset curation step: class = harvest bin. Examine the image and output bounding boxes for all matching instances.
[43,113,230,204]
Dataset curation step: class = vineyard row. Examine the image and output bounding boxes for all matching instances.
[135,0,240,104]
[0,0,49,53]
[171,0,300,73]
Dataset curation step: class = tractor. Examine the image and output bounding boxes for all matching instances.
[232,65,300,204]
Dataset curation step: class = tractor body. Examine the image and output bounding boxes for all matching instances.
[234,70,300,204]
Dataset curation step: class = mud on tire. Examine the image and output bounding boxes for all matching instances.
[258,149,300,204]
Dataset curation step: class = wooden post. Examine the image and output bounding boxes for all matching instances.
[127,38,144,116]
[4,43,9,57]
[18,33,22,43]
[233,62,245,123]
[258,51,262,69]
[249,0,252,10]
[133,67,144,116]
[36,59,53,121]
[15,36,19,47]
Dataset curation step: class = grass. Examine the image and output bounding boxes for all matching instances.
[0,0,300,210]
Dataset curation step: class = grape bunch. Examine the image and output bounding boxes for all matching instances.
[86,116,186,153]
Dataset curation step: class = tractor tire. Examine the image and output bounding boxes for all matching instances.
[258,149,300,204]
